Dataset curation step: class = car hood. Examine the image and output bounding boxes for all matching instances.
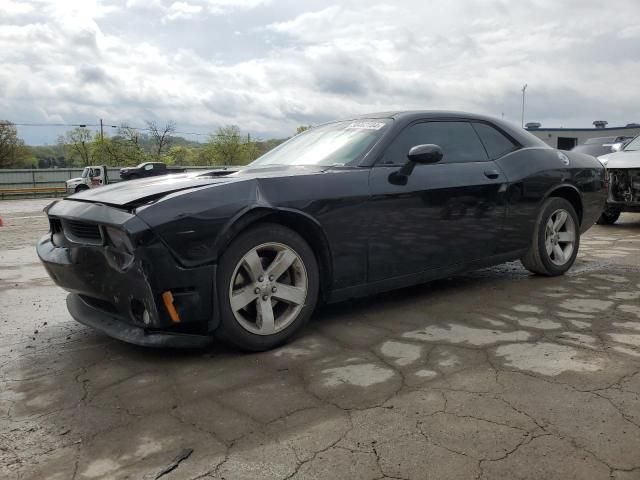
[66,177,82,184]
[598,150,640,168]
[66,165,329,208]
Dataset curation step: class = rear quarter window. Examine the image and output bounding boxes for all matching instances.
[472,123,519,160]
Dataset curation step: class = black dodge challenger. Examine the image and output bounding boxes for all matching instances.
[38,111,606,350]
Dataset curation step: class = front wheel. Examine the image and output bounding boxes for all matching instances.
[596,208,620,225]
[215,223,319,351]
[521,197,580,276]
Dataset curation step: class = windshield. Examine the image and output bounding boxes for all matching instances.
[249,119,391,168]
[624,136,640,151]
[571,144,610,156]
[81,167,90,178]
[584,137,615,145]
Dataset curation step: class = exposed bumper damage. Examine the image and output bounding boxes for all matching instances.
[37,199,217,347]
[607,168,640,212]
[66,294,213,348]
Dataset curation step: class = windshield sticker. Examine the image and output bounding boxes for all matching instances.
[346,121,386,130]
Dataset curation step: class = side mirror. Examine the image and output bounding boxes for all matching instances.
[408,144,443,164]
[389,144,443,185]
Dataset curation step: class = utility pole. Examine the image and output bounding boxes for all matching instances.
[521,84,528,128]
[100,118,104,141]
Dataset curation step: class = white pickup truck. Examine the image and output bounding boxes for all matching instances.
[66,165,111,194]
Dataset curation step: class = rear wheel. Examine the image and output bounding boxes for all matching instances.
[596,207,620,225]
[521,197,580,276]
[215,223,319,351]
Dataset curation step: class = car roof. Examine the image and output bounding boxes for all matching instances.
[352,110,495,121]
[348,110,548,149]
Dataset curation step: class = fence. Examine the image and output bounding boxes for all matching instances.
[0,166,233,199]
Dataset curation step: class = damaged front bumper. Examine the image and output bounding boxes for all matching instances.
[66,293,213,348]
[37,199,217,348]
[606,168,640,212]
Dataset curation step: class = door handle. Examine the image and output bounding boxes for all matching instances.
[484,170,500,180]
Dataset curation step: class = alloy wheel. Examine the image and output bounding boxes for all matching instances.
[228,242,308,335]
[544,209,576,266]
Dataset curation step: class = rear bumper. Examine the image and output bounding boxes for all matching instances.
[605,202,640,213]
[67,293,213,348]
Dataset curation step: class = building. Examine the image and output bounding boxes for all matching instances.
[525,121,640,150]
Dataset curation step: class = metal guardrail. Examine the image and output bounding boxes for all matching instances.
[0,186,67,200]
[0,168,120,190]
[0,166,239,200]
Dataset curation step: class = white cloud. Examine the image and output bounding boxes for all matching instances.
[2,0,640,144]
[125,0,165,8]
[205,0,270,15]
[162,1,203,22]
[0,0,34,17]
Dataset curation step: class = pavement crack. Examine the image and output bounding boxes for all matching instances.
[476,431,540,479]
[590,390,640,430]
[154,448,194,479]
[282,411,355,480]
[494,395,548,432]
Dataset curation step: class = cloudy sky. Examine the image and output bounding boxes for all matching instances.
[2,0,640,144]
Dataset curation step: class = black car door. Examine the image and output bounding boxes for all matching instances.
[367,120,507,281]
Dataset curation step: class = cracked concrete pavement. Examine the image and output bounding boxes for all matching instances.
[2,198,640,480]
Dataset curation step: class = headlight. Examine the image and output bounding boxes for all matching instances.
[105,226,134,253]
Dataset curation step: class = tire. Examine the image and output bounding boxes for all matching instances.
[75,185,89,193]
[521,197,580,276]
[596,208,620,225]
[215,223,319,351]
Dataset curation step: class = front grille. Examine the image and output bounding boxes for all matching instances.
[50,218,63,233]
[79,295,118,314]
[61,219,103,245]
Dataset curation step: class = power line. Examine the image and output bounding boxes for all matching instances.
[11,123,101,127]
[11,121,233,138]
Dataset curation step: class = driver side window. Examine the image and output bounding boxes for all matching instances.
[381,121,489,165]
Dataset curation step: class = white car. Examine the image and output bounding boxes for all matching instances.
[597,136,640,224]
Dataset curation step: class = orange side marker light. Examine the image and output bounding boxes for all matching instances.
[162,291,181,324]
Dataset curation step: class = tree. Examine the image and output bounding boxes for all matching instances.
[146,120,176,159]
[166,145,196,165]
[0,120,31,168]
[195,146,216,166]
[60,127,93,166]
[117,125,148,165]
[30,144,66,168]
[207,125,245,165]
[296,125,312,135]
[91,126,149,166]
[244,135,261,163]
[91,137,125,166]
